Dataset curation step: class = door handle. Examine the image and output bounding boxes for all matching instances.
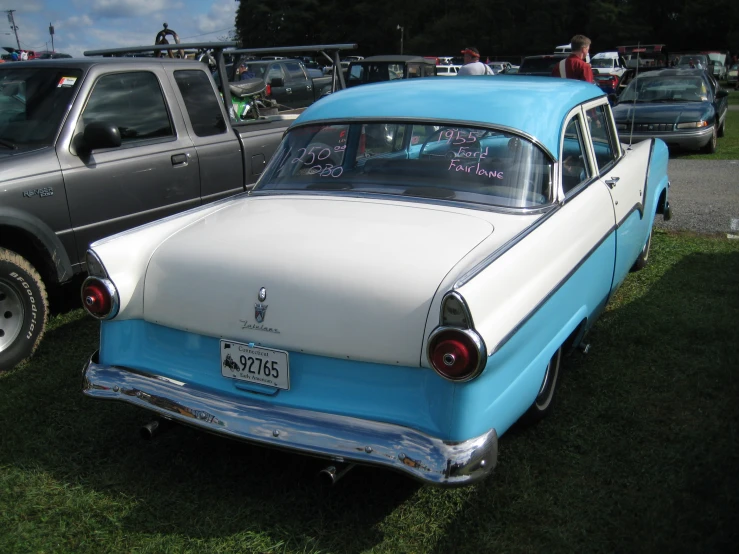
[286,87,292,93]
[171,153,188,166]
[604,176,620,189]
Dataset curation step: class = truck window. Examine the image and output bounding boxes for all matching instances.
[284,62,304,80]
[173,70,227,137]
[267,64,285,83]
[80,72,173,143]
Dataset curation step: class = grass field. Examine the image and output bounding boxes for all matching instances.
[1,229,738,553]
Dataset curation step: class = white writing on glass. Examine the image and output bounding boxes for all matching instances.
[448,159,503,179]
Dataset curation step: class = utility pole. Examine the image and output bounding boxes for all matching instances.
[49,22,55,52]
[6,10,21,51]
[397,24,404,55]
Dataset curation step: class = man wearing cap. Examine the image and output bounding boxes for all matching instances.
[551,35,594,83]
[458,47,494,76]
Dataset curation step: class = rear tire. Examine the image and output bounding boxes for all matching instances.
[0,248,49,372]
[521,347,562,424]
[631,228,652,272]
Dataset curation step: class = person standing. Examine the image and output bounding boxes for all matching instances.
[458,47,494,76]
[551,35,594,83]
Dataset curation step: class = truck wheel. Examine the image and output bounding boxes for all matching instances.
[0,248,49,372]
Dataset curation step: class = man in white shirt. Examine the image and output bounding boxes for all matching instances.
[458,47,494,76]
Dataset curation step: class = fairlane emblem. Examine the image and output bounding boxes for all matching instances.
[254,303,267,323]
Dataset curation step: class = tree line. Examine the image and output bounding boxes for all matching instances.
[235,0,739,61]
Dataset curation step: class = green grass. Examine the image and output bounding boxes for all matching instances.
[675,89,739,160]
[2,230,739,553]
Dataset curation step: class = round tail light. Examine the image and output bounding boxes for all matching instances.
[428,328,486,382]
[81,277,119,320]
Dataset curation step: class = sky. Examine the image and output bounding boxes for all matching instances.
[0,0,238,57]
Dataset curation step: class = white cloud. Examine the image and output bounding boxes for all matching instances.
[77,0,183,19]
[193,0,237,34]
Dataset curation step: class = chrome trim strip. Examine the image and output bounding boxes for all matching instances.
[426,326,487,383]
[454,203,563,289]
[249,189,556,217]
[491,225,616,355]
[287,118,557,161]
[82,353,498,487]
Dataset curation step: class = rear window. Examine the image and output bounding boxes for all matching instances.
[257,122,554,209]
[519,57,562,73]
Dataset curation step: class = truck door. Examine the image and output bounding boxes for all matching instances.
[170,68,244,204]
[57,69,200,261]
[283,61,312,107]
[582,101,651,289]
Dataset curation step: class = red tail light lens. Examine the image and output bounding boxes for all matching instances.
[265,84,272,97]
[81,277,119,320]
[428,328,486,382]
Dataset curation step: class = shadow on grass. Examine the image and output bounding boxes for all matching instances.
[1,238,738,553]
[0,313,417,552]
[428,245,739,553]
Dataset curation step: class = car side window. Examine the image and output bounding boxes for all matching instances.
[173,70,227,137]
[561,116,590,195]
[80,71,173,144]
[588,105,619,172]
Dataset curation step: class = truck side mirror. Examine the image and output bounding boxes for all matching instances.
[77,121,122,154]
[270,77,284,88]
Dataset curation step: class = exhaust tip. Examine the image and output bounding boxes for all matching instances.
[316,463,356,487]
[140,419,171,440]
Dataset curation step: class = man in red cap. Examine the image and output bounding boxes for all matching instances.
[458,47,494,76]
[551,35,594,83]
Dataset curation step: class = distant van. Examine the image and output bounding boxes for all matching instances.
[590,51,626,76]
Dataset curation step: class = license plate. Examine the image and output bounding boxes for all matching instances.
[220,340,289,390]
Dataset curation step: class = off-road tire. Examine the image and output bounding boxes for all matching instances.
[0,248,49,372]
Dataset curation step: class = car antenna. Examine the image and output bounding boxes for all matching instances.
[627,42,641,150]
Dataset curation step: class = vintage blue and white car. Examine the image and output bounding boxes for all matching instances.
[81,76,671,487]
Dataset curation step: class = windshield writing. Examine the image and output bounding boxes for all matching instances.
[257,122,553,209]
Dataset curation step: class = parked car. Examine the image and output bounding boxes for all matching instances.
[486,61,512,74]
[594,73,622,94]
[81,76,671,487]
[436,64,459,76]
[346,55,436,87]
[728,63,739,85]
[708,60,726,80]
[676,54,709,70]
[516,54,568,76]
[0,43,354,371]
[611,68,729,153]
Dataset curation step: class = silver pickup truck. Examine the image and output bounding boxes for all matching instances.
[0,42,354,370]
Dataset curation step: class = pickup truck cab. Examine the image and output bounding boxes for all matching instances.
[237,59,333,108]
[0,52,323,371]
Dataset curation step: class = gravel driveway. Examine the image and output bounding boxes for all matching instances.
[654,159,739,236]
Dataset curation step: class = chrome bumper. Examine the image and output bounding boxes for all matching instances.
[83,352,497,487]
[619,126,714,149]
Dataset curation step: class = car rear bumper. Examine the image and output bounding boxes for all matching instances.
[617,125,714,149]
[82,351,498,487]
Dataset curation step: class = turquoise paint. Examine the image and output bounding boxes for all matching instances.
[297,76,604,158]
